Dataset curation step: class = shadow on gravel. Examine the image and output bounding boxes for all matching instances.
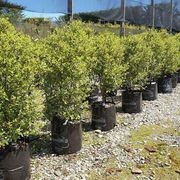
[116,106,123,113]
[29,134,53,157]
[29,120,94,157]
[81,120,94,132]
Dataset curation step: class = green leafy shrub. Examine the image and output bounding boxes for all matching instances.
[122,34,152,89]
[140,30,166,81]
[158,31,179,76]
[92,32,127,102]
[42,21,93,121]
[173,33,180,71]
[0,17,16,33]
[0,19,44,149]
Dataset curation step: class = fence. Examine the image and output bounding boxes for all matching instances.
[3,0,180,32]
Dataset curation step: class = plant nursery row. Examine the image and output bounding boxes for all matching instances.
[0,18,179,179]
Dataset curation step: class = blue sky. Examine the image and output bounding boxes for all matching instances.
[23,11,63,19]
[7,0,171,19]
[8,0,120,18]
[8,0,121,19]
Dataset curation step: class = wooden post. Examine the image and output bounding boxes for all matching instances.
[120,0,126,36]
[151,0,155,28]
[68,0,73,21]
[170,0,173,33]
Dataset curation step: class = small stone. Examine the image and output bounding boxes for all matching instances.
[98,134,103,138]
[131,167,143,174]
[149,176,154,180]
[123,122,128,126]
[144,146,157,153]
[106,168,115,174]
[54,170,61,177]
[123,146,132,153]
[164,163,170,166]
[175,169,180,174]
[116,168,122,173]
[95,129,102,134]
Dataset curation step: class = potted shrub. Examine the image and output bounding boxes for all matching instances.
[174,33,180,83]
[91,32,127,131]
[42,21,92,155]
[122,34,152,113]
[157,31,179,92]
[0,19,44,179]
[140,30,164,100]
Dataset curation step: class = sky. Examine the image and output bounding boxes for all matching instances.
[8,0,121,19]
[23,11,63,19]
[6,0,175,19]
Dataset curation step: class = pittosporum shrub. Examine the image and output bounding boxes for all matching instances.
[140,30,166,81]
[158,30,179,76]
[42,21,94,121]
[0,17,15,33]
[173,33,180,71]
[122,34,152,90]
[92,32,127,102]
[0,19,44,149]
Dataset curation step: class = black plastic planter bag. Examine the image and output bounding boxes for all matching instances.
[158,76,173,93]
[142,82,158,101]
[122,90,142,113]
[52,117,82,155]
[178,70,180,83]
[0,145,30,180]
[91,102,116,131]
[171,73,178,88]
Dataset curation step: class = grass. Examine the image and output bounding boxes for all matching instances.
[14,21,148,39]
[116,116,125,125]
[129,120,180,179]
[87,119,180,179]
[87,156,133,180]
[89,23,147,36]
[83,131,106,147]
[131,120,179,145]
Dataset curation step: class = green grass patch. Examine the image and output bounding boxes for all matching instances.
[130,120,179,145]
[87,157,133,180]
[83,132,106,147]
[116,116,125,125]
[129,120,180,179]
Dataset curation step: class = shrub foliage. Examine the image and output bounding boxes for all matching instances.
[0,19,179,147]
[0,19,44,148]
[92,32,127,101]
[42,21,93,121]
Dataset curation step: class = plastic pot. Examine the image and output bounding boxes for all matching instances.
[52,117,82,155]
[171,73,178,88]
[122,90,142,113]
[178,70,180,83]
[142,82,158,101]
[91,102,116,131]
[0,144,31,180]
[86,87,101,104]
[158,76,172,93]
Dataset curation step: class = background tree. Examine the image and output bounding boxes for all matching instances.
[0,0,24,23]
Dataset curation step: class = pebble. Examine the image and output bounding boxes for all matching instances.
[94,129,102,134]
[131,167,143,174]
[31,85,180,179]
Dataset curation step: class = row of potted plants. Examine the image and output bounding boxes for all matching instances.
[0,19,179,179]
[0,18,45,180]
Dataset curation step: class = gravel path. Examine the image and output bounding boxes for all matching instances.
[30,85,180,180]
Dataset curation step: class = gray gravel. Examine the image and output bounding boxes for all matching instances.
[30,85,180,180]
